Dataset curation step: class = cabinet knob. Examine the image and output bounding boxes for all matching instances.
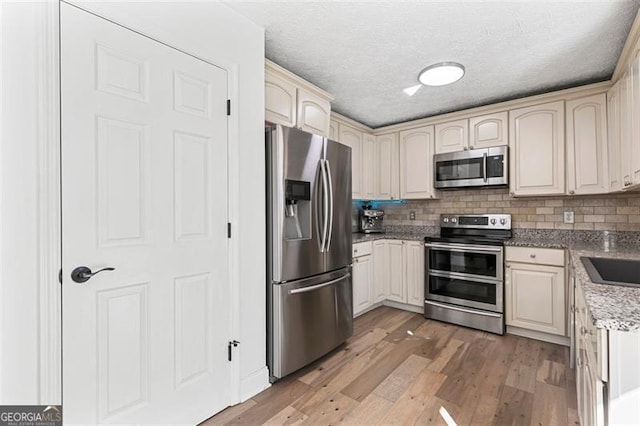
[355,258,359,263]
[530,253,536,258]
[505,264,511,268]
[509,192,514,197]
[463,146,468,151]
[569,190,575,195]
[354,249,358,253]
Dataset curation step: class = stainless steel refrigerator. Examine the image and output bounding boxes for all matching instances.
[266,124,353,381]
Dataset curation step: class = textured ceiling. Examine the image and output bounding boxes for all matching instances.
[225,1,639,128]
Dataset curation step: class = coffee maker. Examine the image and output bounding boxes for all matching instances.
[359,206,385,233]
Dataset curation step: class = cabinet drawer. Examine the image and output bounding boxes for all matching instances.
[353,241,373,258]
[506,246,564,266]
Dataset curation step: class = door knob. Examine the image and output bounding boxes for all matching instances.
[71,266,115,283]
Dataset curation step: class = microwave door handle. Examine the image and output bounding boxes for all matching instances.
[325,159,334,252]
[483,152,488,183]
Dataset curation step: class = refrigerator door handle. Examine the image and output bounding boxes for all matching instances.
[288,272,350,295]
[324,159,334,252]
[319,159,330,252]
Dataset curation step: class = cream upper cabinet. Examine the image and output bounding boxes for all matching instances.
[265,61,333,137]
[469,111,508,149]
[608,82,623,192]
[296,88,331,137]
[372,240,389,303]
[566,94,608,195]
[265,71,297,128]
[505,247,565,336]
[629,43,640,187]
[361,133,377,200]
[405,241,424,307]
[386,240,406,303]
[339,124,363,199]
[329,119,339,141]
[376,133,400,200]
[509,101,565,196]
[434,119,468,154]
[399,125,436,199]
[619,70,633,188]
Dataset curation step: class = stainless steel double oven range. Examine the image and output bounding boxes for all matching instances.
[424,214,512,335]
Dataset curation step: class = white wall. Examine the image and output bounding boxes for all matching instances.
[1,0,268,406]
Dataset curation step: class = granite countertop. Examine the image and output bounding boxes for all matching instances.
[354,229,640,333]
[507,234,640,332]
[352,232,430,244]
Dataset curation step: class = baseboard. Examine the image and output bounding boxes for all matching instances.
[382,300,424,315]
[239,366,270,402]
[507,326,570,346]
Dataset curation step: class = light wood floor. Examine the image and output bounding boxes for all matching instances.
[204,306,578,425]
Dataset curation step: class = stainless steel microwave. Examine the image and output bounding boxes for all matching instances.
[434,145,508,189]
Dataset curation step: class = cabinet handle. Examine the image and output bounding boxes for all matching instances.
[580,326,587,336]
[569,190,575,195]
[505,264,511,268]
[509,192,514,197]
[354,249,358,253]
[530,254,536,258]
[463,146,468,151]
[576,356,583,368]
[355,258,359,263]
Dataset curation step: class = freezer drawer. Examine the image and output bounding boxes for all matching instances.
[270,268,353,379]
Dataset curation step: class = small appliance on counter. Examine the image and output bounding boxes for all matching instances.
[359,206,384,233]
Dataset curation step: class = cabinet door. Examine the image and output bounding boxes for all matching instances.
[362,134,377,200]
[505,262,565,335]
[630,45,640,185]
[372,240,389,303]
[435,119,468,154]
[566,94,609,195]
[509,101,565,196]
[608,82,623,192]
[620,70,632,188]
[376,133,399,200]
[399,126,436,199]
[329,119,339,141]
[297,88,331,137]
[469,112,508,149]
[386,240,406,303]
[352,255,372,317]
[405,241,424,307]
[265,71,297,127]
[340,125,363,199]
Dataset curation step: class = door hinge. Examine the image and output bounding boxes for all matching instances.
[227,222,232,238]
[228,340,240,361]
[227,99,231,116]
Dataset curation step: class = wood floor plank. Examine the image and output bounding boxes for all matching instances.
[340,393,393,425]
[492,384,534,426]
[372,354,430,402]
[204,307,577,426]
[340,337,424,402]
[263,405,308,425]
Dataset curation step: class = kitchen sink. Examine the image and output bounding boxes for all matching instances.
[581,257,640,288]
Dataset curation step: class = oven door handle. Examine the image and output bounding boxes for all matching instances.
[425,300,502,318]
[425,243,503,253]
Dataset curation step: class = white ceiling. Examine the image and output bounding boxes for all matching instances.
[225,1,639,128]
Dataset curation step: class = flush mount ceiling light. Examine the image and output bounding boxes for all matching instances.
[418,62,465,86]
[403,62,465,96]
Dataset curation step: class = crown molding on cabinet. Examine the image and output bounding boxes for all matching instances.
[265,58,334,103]
[371,81,611,135]
[331,111,373,133]
[612,9,640,83]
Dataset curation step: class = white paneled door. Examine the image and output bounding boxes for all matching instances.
[61,4,230,424]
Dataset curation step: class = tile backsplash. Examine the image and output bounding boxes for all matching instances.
[354,188,640,232]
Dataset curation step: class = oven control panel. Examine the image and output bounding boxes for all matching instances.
[441,214,511,230]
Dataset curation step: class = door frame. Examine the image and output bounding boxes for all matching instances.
[18,0,242,406]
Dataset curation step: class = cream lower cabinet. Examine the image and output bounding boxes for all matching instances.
[505,247,566,336]
[352,242,373,317]
[405,241,425,306]
[372,240,389,303]
[386,240,406,303]
[509,101,565,196]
